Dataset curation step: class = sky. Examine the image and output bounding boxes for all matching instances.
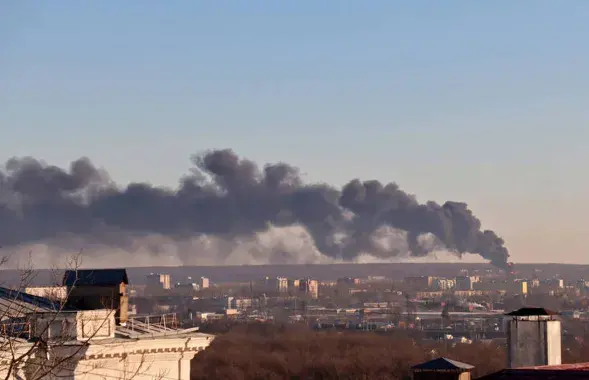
[1,1,588,264]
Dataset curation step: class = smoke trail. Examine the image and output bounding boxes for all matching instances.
[0,149,509,268]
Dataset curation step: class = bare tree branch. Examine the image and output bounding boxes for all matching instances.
[0,252,188,380]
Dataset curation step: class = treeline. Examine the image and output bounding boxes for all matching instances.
[190,323,507,380]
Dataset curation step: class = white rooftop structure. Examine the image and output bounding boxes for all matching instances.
[0,284,215,379]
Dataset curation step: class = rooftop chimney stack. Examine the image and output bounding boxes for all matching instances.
[411,357,474,380]
[63,269,129,325]
[506,307,562,369]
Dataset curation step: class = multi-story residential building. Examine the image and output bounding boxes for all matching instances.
[299,278,319,299]
[404,276,434,291]
[433,278,455,291]
[455,276,479,291]
[146,272,171,290]
[199,277,210,289]
[288,279,301,290]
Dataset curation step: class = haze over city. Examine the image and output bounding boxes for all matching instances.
[2,1,589,264]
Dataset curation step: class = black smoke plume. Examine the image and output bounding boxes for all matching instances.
[0,149,510,268]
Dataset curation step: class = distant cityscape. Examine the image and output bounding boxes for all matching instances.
[20,264,589,341]
[5,262,589,378]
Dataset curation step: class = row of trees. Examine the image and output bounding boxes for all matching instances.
[190,323,507,380]
[191,320,589,380]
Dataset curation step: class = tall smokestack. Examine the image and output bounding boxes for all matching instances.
[0,149,510,267]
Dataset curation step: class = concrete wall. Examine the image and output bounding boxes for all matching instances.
[31,310,116,342]
[507,318,561,368]
[546,320,562,366]
[76,310,115,340]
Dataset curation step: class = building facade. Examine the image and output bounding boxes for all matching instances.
[299,279,319,299]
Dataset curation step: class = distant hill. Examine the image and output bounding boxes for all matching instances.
[1,262,588,287]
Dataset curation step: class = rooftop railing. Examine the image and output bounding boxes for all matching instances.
[0,321,32,340]
[126,313,179,334]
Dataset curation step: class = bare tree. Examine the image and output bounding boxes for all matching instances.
[0,253,172,380]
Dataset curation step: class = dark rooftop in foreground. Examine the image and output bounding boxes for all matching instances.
[477,363,589,379]
[412,357,474,371]
[63,269,129,287]
[505,307,559,316]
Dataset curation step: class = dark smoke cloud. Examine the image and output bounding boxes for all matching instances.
[0,150,510,268]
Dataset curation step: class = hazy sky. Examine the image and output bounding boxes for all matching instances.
[1,1,588,264]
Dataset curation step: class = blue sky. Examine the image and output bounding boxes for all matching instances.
[1,1,589,263]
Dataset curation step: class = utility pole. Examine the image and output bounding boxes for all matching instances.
[405,293,414,327]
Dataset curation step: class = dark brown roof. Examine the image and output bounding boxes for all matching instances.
[63,269,129,286]
[505,307,558,316]
[412,357,474,371]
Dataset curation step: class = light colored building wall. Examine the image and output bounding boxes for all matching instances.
[288,279,300,289]
[73,336,212,380]
[299,279,318,299]
[24,286,68,300]
[31,309,116,343]
[276,277,288,292]
[519,281,528,295]
[507,318,561,368]
[432,278,455,291]
[2,334,213,380]
[159,274,171,290]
